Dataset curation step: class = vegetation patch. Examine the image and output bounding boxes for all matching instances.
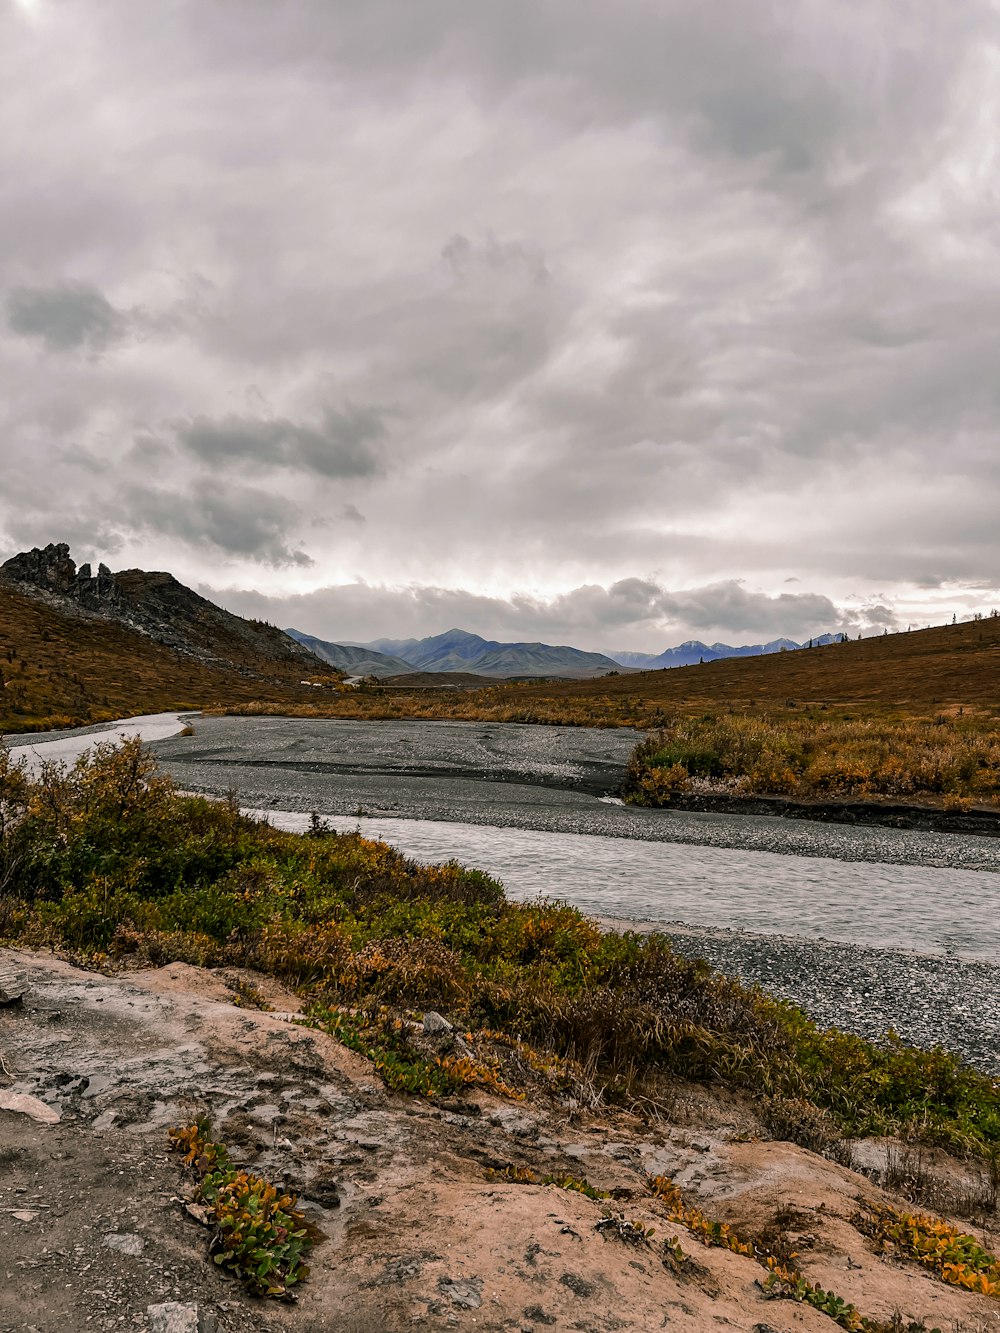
[624,710,1000,806]
[646,1177,943,1333]
[305,1005,523,1099]
[169,1120,312,1299]
[852,1200,1000,1298]
[2,740,998,1161]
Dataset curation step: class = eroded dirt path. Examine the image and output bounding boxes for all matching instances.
[1,948,997,1333]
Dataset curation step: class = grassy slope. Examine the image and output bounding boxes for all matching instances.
[514,618,1000,713]
[0,583,338,733]
[218,618,1000,729]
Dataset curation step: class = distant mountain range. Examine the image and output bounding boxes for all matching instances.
[287,627,624,679]
[285,631,416,679]
[609,634,841,670]
[288,626,844,681]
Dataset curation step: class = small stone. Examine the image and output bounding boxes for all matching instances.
[437,1277,482,1310]
[559,1272,595,1298]
[103,1233,144,1257]
[0,1091,60,1125]
[145,1304,217,1333]
[306,1167,341,1209]
[523,1306,556,1327]
[0,962,26,1006]
[11,1210,38,1223]
[422,1011,453,1036]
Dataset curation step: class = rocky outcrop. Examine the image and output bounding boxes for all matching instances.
[2,541,83,595]
[0,543,332,680]
[1,542,125,615]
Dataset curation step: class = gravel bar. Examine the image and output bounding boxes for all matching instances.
[647,922,1000,1073]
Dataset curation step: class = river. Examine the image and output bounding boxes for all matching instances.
[5,712,999,1068]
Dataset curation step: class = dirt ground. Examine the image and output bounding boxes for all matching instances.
[1,947,998,1333]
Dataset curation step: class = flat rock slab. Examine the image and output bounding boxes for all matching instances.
[437,1275,483,1309]
[0,1089,59,1124]
[146,1302,217,1333]
[0,961,25,1005]
[103,1231,145,1256]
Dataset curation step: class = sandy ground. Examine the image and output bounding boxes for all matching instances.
[1,948,998,1333]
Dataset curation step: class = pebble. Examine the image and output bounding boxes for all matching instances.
[103,1234,144,1257]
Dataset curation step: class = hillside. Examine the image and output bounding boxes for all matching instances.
[222,616,1000,738]
[509,616,1000,712]
[611,633,839,669]
[0,545,340,732]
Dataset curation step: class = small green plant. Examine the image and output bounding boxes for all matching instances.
[851,1200,1000,1297]
[169,1121,312,1299]
[596,1212,655,1245]
[485,1164,610,1199]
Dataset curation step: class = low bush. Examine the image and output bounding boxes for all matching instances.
[624,711,1000,806]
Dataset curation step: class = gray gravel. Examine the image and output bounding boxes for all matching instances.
[650,924,1000,1072]
[152,715,1000,873]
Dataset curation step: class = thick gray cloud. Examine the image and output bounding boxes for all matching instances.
[7,281,123,351]
[1,0,998,648]
[175,408,383,478]
[124,484,314,568]
[211,576,859,653]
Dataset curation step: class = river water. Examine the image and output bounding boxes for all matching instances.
[6,712,999,1066]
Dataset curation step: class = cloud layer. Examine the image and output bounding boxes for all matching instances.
[2,1,998,648]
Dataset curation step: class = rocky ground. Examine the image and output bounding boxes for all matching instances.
[1,949,999,1333]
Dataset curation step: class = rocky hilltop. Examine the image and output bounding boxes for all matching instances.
[0,544,340,732]
[1,543,325,677]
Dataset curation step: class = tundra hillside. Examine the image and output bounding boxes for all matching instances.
[0,543,339,732]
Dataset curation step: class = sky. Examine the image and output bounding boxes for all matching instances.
[2,0,999,652]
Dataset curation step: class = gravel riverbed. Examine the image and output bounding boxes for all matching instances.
[8,712,997,1072]
[643,923,1000,1073]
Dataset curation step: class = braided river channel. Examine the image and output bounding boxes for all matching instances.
[7,713,1000,1068]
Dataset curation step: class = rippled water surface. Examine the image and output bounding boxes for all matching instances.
[257,808,999,961]
[7,712,998,963]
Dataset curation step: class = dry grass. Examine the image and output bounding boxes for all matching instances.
[623,709,1000,806]
[0,583,337,734]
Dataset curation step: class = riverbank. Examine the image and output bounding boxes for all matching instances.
[629,922,1000,1074]
[663,789,1000,837]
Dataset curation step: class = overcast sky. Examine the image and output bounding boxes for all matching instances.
[3,1,999,651]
